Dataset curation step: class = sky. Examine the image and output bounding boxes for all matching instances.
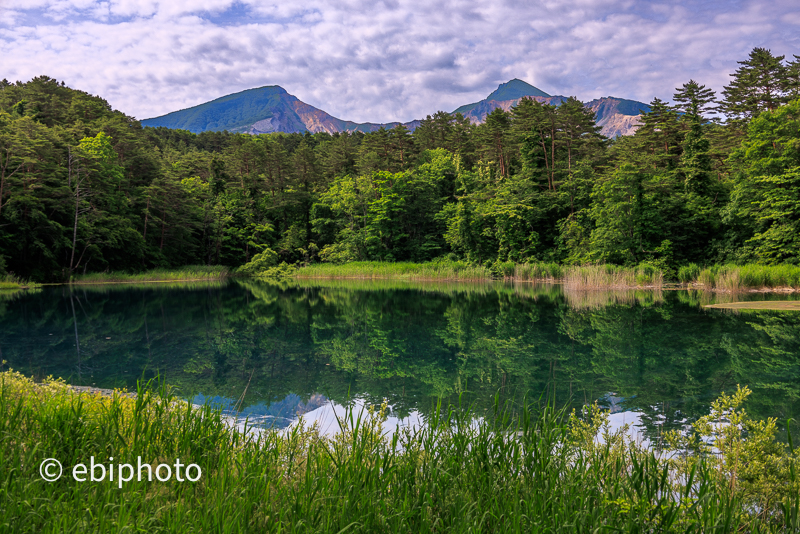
[1,0,798,123]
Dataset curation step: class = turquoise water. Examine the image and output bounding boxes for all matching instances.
[1,279,798,439]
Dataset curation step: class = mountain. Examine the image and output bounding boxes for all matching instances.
[453,79,551,116]
[453,80,649,137]
[586,97,650,138]
[141,80,650,138]
[140,85,419,135]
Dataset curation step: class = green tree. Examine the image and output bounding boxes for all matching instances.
[720,47,789,124]
[728,99,800,263]
[476,107,512,178]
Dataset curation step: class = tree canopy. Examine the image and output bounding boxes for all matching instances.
[1,48,800,282]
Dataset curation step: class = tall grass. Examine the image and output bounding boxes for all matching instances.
[564,264,664,289]
[2,370,798,532]
[512,262,564,281]
[68,279,230,293]
[693,264,800,291]
[296,260,493,281]
[297,261,665,289]
[0,273,40,290]
[71,265,230,284]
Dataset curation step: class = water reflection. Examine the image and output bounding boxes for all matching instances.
[1,280,798,440]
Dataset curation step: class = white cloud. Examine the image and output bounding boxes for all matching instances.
[0,0,796,123]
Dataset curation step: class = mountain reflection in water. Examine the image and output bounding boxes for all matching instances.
[1,279,798,441]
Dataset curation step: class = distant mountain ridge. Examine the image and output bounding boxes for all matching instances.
[141,79,649,138]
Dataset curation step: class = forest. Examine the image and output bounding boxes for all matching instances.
[1,47,799,282]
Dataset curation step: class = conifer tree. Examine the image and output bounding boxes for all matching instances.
[720,48,788,123]
[674,80,715,194]
[786,55,800,101]
[477,107,512,178]
[388,124,415,170]
[511,97,558,190]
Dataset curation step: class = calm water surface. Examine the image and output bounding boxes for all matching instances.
[1,279,798,439]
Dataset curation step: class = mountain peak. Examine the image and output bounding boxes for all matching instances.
[485,79,550,101]
[143,80,648,138]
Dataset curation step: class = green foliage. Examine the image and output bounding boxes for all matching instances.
[254,261,297,280]
[720,48,791,124]
[728,99,800,264]
[2,371,798,532]
[236,248,278,275]
[677,263,701,283]
[666,385,800,517]
[4,50,800,283]
[693,264,800,290]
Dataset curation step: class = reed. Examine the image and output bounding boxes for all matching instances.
[296,260,493,281]
[694,264,800,291]
[564,264,664,289]
[0,274,40,290]
[296,261,662,288]
[2,370,797,533]
[68,279,230,293]
[512,262,564,282]
[70,265,230,284]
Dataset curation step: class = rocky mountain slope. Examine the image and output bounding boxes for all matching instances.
[142,79,649,137]
[454,80,648,137]
[140,85,417,135]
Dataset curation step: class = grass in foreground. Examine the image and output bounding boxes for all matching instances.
[1,371,799,533]
[70,265,230,284]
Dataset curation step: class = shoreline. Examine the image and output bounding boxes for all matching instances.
[296,275,800,293]
[7,262,800,293]
[65,277,228,286]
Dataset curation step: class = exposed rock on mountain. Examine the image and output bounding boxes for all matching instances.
[142,80,649,138]
[141,86,418,135]
[453,80,649,137]
[594,112,643,138]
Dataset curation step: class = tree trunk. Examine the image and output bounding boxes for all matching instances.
[70,175,80,273]
[143,197,150,241]
[160,209,166,251]
[550,123,557,191]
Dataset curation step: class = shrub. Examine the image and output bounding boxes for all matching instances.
[237,248,278,275]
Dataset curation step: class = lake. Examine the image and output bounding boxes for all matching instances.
[2,279,798,440]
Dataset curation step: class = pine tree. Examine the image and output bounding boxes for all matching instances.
[674,81,715,194]
[612,98,682,173]
[511,97,558,190]
[673,79,716,120]
[477,107,512,178]
[720,47,789,123]
[556,97,604,176]
[388,124,415,170]
[786,55,800,101]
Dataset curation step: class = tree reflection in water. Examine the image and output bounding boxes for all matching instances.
[0,279,798,441]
